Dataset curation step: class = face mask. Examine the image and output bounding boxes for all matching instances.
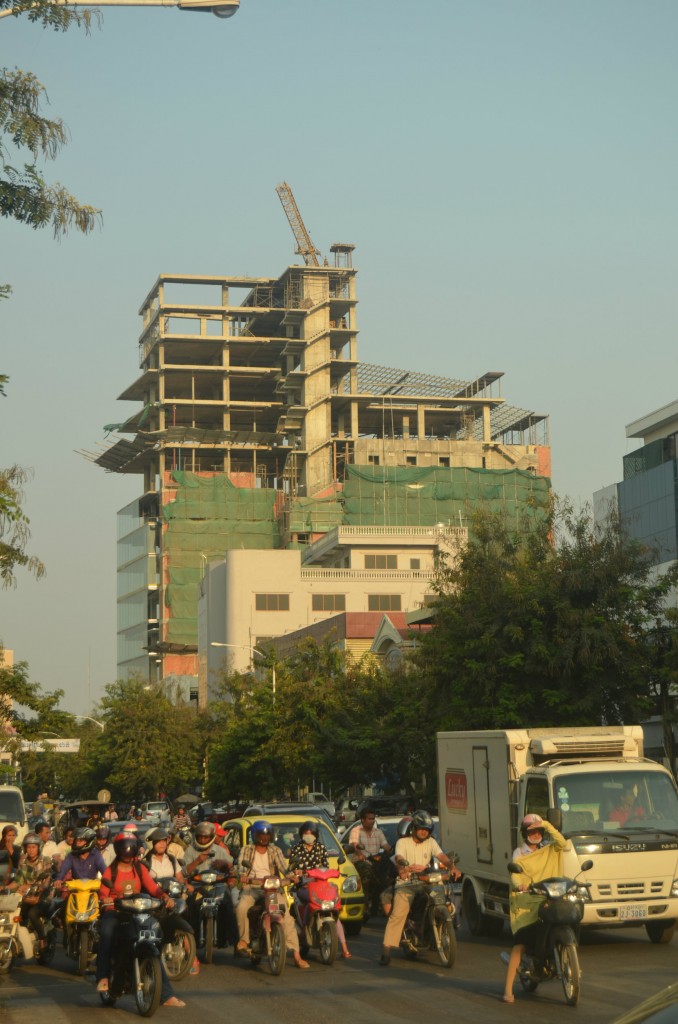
[302,834,316,845]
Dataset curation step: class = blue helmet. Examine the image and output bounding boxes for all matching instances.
[251,819,273,841]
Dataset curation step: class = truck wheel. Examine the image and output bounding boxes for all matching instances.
[462,881,503,937]
[646,920,675,944]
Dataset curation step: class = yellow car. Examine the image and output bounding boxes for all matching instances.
[222,814,366,934]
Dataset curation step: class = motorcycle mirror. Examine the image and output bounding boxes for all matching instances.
[446,851,459,865]
[579,859,594,872]
[337,853,346,865]
[508,861,524,874]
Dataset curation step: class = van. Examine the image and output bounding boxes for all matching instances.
[0,786,27,843]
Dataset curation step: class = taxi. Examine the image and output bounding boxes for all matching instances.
[222,813,366,934]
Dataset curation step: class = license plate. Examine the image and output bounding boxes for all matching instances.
[619,905,647,921]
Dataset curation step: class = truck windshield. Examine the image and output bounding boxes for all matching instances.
[0,792,24,825]
[553,770,678,833]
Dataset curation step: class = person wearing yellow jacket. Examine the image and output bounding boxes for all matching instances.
[503,813,570,1003]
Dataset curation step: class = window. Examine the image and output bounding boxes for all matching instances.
[439,456,450,467]
[524,778,549,819]
[368,594,402,611]
[368,454,380,465]
[311,594,346,612]
[365,554,397,569]
[255,593,290,611]
[406,456,417,466]
[410,558,421,570]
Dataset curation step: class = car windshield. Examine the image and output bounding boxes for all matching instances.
[146,803,166,812]
[552,770,678,832]
[0,792,24,824]
[246,820,341,857]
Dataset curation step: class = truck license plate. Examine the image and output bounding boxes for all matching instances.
[619,905,647,921]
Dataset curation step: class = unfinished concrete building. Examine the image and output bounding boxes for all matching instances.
[87,191,550,693]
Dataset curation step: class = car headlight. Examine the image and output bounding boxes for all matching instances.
[575,886,591,902]
[670,878,678,897]
[342,875,359,894]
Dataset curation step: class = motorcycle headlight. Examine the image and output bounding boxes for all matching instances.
[319,900,335,910]
[342,875,359,894]
[264,878,281,890]
[425,873,443,884]
[541,880,568,899]
[118,897,158,913]
[199,872,218,884]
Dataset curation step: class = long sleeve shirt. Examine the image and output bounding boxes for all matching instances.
[509,821,570,934]
[57,849,106,881]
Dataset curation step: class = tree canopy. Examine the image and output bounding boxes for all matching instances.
[0,464,46,586]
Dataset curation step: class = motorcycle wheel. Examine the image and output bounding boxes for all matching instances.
[558,942,581,1007]
[267,921,286,976]
[432,909,456,969]
[38,930,56,966]
[0,949,13,975]
[319,920,338,966]
[99,991,117,1008]
[135,955,162,1018]
[204,918,214,965]
[76,930,90,975]
[163,928,196,981]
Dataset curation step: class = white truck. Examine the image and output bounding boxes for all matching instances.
[437,725,678,944]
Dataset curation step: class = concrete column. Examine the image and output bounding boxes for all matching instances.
[417,406,426,438]
[482,404,491,442]
[403,415,410,440]
[350,401,359,439]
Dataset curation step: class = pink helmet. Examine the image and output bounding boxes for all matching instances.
[520,814,544,840]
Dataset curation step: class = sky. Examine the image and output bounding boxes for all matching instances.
[2,0,678,713]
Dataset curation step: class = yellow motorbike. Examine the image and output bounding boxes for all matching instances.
[62,878,101,974]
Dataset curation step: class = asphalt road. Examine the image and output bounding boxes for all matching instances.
[0,918,674,1024]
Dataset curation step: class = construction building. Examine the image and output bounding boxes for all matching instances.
[85,186,551,699]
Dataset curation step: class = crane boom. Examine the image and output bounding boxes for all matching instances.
[275,182,321,267]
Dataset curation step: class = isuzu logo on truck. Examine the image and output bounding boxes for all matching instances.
[445,770,467,811]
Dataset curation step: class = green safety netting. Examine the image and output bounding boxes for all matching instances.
[286,495,344,534]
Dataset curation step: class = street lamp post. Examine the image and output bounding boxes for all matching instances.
[0,0,240,19]
[210,642,276,703]
[64,714,105,732]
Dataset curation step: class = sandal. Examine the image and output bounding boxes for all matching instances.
[341,950,352,959]
[96,979,109,993]
[163,997,186,1007]
[295,958,310,969]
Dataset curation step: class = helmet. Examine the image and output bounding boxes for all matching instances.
[72,828,96,854]
[298,820,319,839]
[397,816,413,839]
[251,819,273,841]
[95,825,111,841]
[194,821,216,850]
[411,811,434,835]
[520,814,545,841]
[22,831,42,851]
[146,828,169,845]
[122,823,138,833]
[113,833,139,859]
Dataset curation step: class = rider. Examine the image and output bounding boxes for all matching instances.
[96,832,185,1007]
[95,825,116,867]
[236,819,310,969]
[14,832,53,950]
[183,821,237,950]
[380,810,458,966]
[172,806,189,832]
[57,827,107,881]
[288,820,351,959]
[502,813,569,1003]
[380,816,413,917]
[143,828,189,884]
[35,821,60,864]
[347,806,392,913]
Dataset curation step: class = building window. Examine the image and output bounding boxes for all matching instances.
[311,594,346,612]
[368,594,402,611]
[365,554,397,569]
[423,594,437,606]
[255,593,290,611]
[406,456,417,466]
[368,454,380,465]
[410,558,421,570]
[439,456,450,467]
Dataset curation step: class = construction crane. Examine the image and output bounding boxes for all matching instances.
[275,182,322,267]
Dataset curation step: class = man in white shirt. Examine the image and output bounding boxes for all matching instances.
[35,821,60,863]
[380,810,459,966]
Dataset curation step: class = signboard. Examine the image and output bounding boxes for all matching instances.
[20,738,81,754]
[445,769,467,811]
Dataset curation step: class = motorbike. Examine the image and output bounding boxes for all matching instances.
[397,856,457,968]
[241,873,290,976]
[353,848,394,918]
[60,878,101,974]
[187,868,227,964]
[156,877,196,981]
[99,893,165,1018]
[291,866,342,966]
[0,873,58,972]
[507,857,593,1007]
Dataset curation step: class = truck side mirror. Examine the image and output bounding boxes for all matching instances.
[508,861,524,874]
[547,807,562,831]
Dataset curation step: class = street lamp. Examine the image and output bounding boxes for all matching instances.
[210,641,276,703]
[64,714,105,732]
[0,0,239,19]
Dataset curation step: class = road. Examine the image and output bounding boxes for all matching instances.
[0,918,673,1024]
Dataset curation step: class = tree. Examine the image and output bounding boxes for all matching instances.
[414,501,678,739]
[1,0,101,250]
[0,464,46,585]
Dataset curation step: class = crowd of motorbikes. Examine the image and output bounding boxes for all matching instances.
[0,814,593,1014]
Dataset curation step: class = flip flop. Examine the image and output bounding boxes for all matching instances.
[163,997,186,1007]
[96,979,109,993]
[295,959,310,969]
[341,950,353,959]
[502,995,515,1004]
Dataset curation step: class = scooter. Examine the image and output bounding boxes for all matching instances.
[187,868,227,964]
[292,867,342,965]
[99,893,165,1018]
[507,858,593,1007]
[61,878,101,974]
[242,873,290,976]
[398,856,457,968]
[156,878,196,981]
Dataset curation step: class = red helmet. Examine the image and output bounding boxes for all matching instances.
[113,833,139,859]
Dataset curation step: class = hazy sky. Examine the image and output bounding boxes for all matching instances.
[2,0,677,713]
